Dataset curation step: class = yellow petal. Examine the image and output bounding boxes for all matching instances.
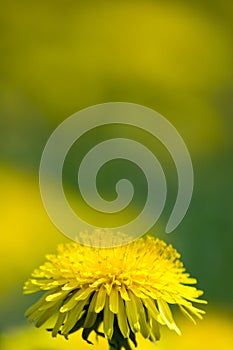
[52,312,66,337]
[117,296,130,338]
[103,295,114,339]
[39,300,60,311]
[150,317,160,341]
[62,299,87,335]
[35,302,61,328]
[136,297,150,339]
[179,305,196,324]
[185,304,205,319]
[186,296,208,304]
[142,297,160,322]
[60,290,82,313]
[62,281,80,291]
[125,291,140,332]
[157,298,181,335]
[25,292,50,317]
[119,284,130,301]
[109,288,119,314]
[74,287,94,301]
[129,285,148,298]
[95,285,107,313]
[46,291,66,302]
[84,293,98,328]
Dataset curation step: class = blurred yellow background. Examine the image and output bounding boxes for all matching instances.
[0,0,232,349]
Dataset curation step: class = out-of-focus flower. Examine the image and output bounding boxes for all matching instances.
[24,234,206,349]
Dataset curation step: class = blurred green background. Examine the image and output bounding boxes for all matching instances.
[0,0,233,349]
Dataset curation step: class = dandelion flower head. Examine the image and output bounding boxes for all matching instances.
[24,233,207,349]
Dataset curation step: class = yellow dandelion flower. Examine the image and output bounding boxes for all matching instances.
[23,234,207,349]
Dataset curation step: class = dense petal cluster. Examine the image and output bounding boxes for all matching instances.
[24,235,207,349]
